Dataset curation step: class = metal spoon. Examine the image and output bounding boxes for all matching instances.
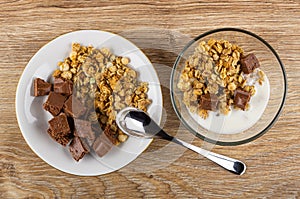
[116,107,246,175]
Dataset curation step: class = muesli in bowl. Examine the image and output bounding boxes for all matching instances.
[170,28,287,145]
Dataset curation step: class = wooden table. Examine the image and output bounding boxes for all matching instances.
[1,0,299,198]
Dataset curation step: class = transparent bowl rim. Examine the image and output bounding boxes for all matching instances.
[170,27,287,146]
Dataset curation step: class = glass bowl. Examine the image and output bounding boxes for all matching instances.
[170,28,287,145]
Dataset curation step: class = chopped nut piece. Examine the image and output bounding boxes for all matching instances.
[121,57,130,65]
[228,82,236,91]
[61,71,73,80]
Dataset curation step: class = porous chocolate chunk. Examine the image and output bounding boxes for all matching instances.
[43,92,67,116]
[47,128,72,146]
[63,96,86,118]
[200,93,218,111]
[240,53,260,74]
[234,89,251,110]
[48,113,71,137]
[73,118,95,142]
[69,136,89,161]
[34,78,52,96]
[43,92,66,116]
[93,131,113,158]
[54,78,73,96]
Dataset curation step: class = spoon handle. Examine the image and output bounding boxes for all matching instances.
[157,131,246,175]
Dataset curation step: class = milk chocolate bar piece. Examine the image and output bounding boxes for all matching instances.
[54,78,73,96]
[47,113,72,146]
[234,89,251,110]
[47,128,72,146]
[43,92,67,116]
[63,96,86,118]
[240,53,260,74]
[73,118,95,142]
[48,113,71,137]
[34,78,52,96]
[200,93,218,111]
[103,124,120,145]
[93,129,113,157]
[69,136,89,161]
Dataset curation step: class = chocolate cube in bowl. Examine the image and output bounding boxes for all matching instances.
[34,78,52,96]
[240,53,260,74]
[234,89,251,110]
[200,93,218,111]
[43,92,67,116]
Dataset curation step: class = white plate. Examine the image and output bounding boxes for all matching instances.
[15,30,163,176]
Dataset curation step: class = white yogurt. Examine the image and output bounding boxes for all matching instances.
[189,75,270,134]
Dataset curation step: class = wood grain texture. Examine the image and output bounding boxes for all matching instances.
[1,0,299,198]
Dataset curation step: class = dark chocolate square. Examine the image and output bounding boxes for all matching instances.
[69,136,89,161]
[200,93,218,111]
[234,89,251,110]
[43,92,67,116]
[34,78,52,96]
[240,53,260,74]
[54,78,73,96]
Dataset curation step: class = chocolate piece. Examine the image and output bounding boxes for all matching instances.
[234,89,251,110]
[63,96,86,118]
[43,92,67,116]
[93,131,113,157]
[103,125,119,145]
[240,53,260,74]
[73,118,95,142]
[34,78,52,96]
[54,78,73,96]
[67,116,75,135]
[92,123,104,137]
[69,136,89,161]
[47,113,72,146]
[48,113,71,137]
[200,93,218,111]
[47,128,72,146]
